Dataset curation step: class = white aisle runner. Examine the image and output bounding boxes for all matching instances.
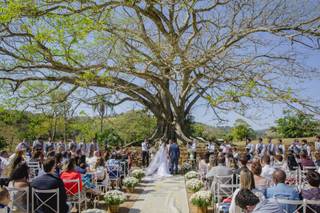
[129,176,189,213]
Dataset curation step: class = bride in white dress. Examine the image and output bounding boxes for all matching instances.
[146,142,172,177]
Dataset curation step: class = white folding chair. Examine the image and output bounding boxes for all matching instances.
[7,186,29,213]
[304,199,320,213]
[63,179,87,212]
[210,175,234,205]
[32,188,59,213]
[275,198,304,213]
[106,163,121,189]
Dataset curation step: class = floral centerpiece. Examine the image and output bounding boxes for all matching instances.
[104,190,126,213]
[131,169,145,181]
[82,209,107,213]
[190,191,212,213]
[185,171,199,180]
[123,177,139,193]
[186,178,204,193]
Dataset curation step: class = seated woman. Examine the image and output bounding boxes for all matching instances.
[60,158,83,195]
[287,151,299,170]
[94,158,106,183]
[8,162,29,213]
[273,155,287,170]
[0,187,10,212]
[198,154,209,179]
[251,161,270,191]
[75,155,89,175]
[301,171,320,213]
[229,168,265,213]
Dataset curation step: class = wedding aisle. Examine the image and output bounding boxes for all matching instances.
[128,175,189,213]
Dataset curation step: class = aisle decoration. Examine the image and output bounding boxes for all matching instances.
[104,190,126,213]
[185,171,199,180]
[123,177,139,193]
[181,162,192,173]
[82,209,107,213]
[186,178,204,193]
[190,190,212,213]
[131,169,145,181]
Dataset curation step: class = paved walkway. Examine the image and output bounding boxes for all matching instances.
[129,176,189,213]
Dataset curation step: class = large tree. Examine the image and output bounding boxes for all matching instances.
[0,0,320,142]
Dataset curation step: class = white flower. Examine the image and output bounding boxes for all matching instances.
[190,190,212,207]
[123,177,139,188]
[131,169,145,179]
[186,178,204,192]
[104,190,126,205]
[82,209,107,213]
[185,171,199,179]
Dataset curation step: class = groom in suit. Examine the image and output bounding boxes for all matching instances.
[169,139,180,175]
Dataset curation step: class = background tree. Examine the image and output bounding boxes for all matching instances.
[231,119,256,141]
[0,1,320,143]
[272,110,319,138]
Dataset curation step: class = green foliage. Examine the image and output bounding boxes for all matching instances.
[97,128,123,147]
[0,135,8,150]
[231,119,256,141]
[273,111,319,138]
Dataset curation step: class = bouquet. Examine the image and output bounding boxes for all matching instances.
[123,177,139,188]
[186,178,204,192]
[190,191,212,207]
[104,190,126,205]
[185,171,199,180]
[82,209,107,213]
[131,169,145,180]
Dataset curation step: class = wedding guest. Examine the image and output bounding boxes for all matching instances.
[245,138,255,157]
[190,139,197,160]
[8,162,29,213]
[301,139,311,157]
[31,157,69,213]
[60,158,83,195]
[0,151,9,178]
[255,138,265,157]
[95,158,106,183]
[301,171,320,213]
[266,138,276,156]
[300,151,315,169]
[206,156,232,178]
[45,137,54,154]
[289,139,301,155]
[220,140,231,155]
[32,138,44,151]
[55,153,63,176]
[229,168,265,213]
[88,139,99,153]
[266,169,300,213]
[314,152,320,167]
[251,161,270,191]
[287,150,299,170]
[0,187,10,212]
[235,153,249,174]
[315,136,320,153]
[261,155,275,181]
[87,151,100,170]
[273,155,287,170]
[207,141,215,155]
[235,189,281,213]
[276,139,285,156]
[141,139,150,167]
[75,155,89,174]
[198,154,209,179]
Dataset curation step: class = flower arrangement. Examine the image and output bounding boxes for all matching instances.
[186,178,204,192]
[82,209,107,213]
[104,190,126,205]
[190,190,212,207]
[123,177,139,188]
[131,169,145,180]
[185,171,199,180]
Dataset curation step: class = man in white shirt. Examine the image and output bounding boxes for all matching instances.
[261,155,275,181]
[141,138,149,167]
[315,136,320,152]
[301,139,311,157]
[207,141,215,154]
[314,135,320,152]
[191,139,197,159]
[255,138,265,157]
[276,139,285,156]
[266,138,276,156]
[245,138,255,155]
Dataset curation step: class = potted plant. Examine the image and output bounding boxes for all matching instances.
[186,178,204,193]
[184,171,199,180]
[190,191,212,213]
[104,190,126,213]
[123,177,139,193]
[131,169,145,182]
